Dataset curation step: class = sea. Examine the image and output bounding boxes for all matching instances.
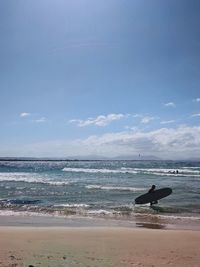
[0,160,200,229]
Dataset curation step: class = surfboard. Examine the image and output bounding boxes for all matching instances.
[135,187,172,204]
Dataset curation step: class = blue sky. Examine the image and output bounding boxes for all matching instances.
[1,0,200,159]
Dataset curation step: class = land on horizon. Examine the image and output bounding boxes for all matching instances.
[0,155,200,161]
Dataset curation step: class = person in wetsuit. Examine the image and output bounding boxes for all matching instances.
[148,185,158,206]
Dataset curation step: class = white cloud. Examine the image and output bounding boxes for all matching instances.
[20,112,31,117]
[160,120,175,124]
[34,117,47,123]
[78,126,200,159]
[193,98,200,103]
[132,114,142,118]
[164,102,176,108]
[125,126,138,131]
[141,116,155,124]
[19,113,48,123]
[69,113,128,127]
[191,113,200,118]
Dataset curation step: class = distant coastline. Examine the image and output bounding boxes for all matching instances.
[0,157,200,161]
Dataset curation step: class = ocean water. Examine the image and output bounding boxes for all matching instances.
[0,160,200,227]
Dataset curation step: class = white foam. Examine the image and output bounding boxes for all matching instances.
[182,167,200,169]
[62,167,200,177]
[86,185,146,192]
[0,172,69,185]
[133,168,200,177]
[54,203,90,208]
[87,209,112,215]
[62,167,138,174]
[0,210,52,217]
[47,181,69,185]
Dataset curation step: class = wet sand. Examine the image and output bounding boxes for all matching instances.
[0,226,200,267]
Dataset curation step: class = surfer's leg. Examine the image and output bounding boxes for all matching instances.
[150,200,158,206]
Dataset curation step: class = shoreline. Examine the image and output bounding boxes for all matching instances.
[0,212,200,231]
[0,226,199,267]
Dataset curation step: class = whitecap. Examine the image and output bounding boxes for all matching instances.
[53,203,90,208]
[62,167,137,174]
[85,185,146,192]
[0,172,70,185]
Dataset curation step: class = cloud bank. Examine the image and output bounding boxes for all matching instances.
[3,126,200,160]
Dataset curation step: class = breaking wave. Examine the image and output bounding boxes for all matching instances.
[62,167,200,177]
[62,167,138,174]
[85,185,146,192]
[0,172,69,185]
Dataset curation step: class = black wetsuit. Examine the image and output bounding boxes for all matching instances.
[148,188,158,206]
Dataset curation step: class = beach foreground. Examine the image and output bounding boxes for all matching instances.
[0,227,199,267]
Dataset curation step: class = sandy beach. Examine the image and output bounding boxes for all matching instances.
[0,226,200,267]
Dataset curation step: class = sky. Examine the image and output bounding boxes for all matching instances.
[0,0,200,160]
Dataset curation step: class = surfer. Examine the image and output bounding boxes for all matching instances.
[135,187,172,205]
[148,185,158,206]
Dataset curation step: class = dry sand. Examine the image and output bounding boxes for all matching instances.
[0,227,200,267]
